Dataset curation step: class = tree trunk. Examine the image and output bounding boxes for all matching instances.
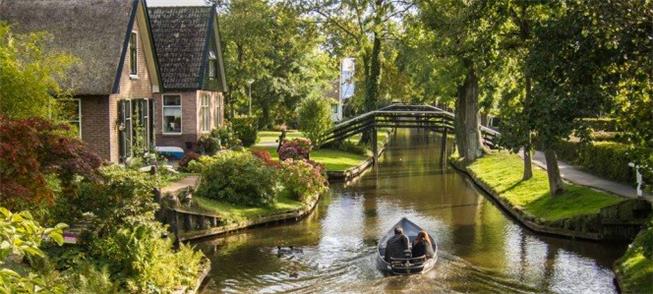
[523,143,533,180]
[454,66,483,164]
[543,148,564,196]
[361,32,382,144]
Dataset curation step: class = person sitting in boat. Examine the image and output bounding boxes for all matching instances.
[411,231,434,258]
[384,227,410,262]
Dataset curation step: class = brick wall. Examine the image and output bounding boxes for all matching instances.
[79,95,111,160]
[154,91,198,151]
[154,90,224,151]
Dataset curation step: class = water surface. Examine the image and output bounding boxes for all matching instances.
[197,130,625,293]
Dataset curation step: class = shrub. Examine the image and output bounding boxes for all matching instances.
[50,165,159,230]
[251,150,279,168]
[335,140,369,156]
[89,223,203,293]
[0,116,102,210]
[214,123,241,149]
[279,159,328,203]
[178,151,201,171]
[191,151,278,206]
[279,138,312,161]
[0,207,67,293]
[231,116,258,147]
[196,134,221,155]
[298,97,332,146]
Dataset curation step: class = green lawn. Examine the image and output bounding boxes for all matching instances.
[192,193,304,224]
[257,130,304,145]
[467,151,624,222]
[615,217,653,294]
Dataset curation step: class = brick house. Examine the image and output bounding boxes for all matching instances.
[148,5,228,151]
[0,0,162,163]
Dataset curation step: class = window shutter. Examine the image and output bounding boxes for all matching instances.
[149,98,155,147]
[118,100,126,162]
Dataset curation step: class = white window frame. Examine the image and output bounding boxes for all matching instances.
[200,95,211,133]
[63,98,82,139]
[208,51,216,80]
[215,95,222,127]
[162,94,182,135]
[129,32,138,79]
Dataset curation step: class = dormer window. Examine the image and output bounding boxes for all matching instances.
[208,51,216,80]
[129,32,138,76]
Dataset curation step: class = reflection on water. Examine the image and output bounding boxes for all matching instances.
[197,130,625,293]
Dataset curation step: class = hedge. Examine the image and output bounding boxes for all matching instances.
[550,141,651,185]
[581,118,617,132]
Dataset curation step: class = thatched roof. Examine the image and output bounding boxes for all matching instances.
[0,0,138,95]
[147,6,213,90]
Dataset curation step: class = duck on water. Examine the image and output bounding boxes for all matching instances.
[377,217,438,275]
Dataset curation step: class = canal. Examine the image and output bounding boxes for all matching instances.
[197,130,626,293]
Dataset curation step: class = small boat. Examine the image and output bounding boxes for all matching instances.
[376,217,438,275]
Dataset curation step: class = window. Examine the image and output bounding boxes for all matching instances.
[200,95,211,132]
[163,95,182,134]
[208,51,216,80]
[215,96,222,127]
[129,32,137,76]
[61,99,81,138]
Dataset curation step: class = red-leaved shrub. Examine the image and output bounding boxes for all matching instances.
[251,150,279,168]
[0,116,102,208]
[178,151,201,171]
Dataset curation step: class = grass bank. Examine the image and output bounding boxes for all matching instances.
[191,193,306,224]
[252,129,389,172]
[615,218,653,293]
[466,151,624,222]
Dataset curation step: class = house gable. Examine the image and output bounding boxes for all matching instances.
[148,5,227,92]
[113,0,161,95]
[199,8,228,93]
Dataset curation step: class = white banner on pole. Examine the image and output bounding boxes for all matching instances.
[340,58,355,100]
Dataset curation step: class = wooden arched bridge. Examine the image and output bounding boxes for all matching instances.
[319,103,500,165]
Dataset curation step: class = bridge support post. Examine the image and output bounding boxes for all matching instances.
[371,127,378,166]
[440,128,448,169]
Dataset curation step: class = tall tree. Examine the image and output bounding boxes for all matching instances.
[526,1,616,195]
[494,1,557,180]
[418,0,503,164]
[217,0,334,128]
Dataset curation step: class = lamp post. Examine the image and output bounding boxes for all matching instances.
[247,79,254,116]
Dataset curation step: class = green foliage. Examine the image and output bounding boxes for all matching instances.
[89,224,202,292]
[333,140,368,156]
[0,22,75,119]
[279,159,328,203]
[191,151,278,206]
[219,0,335,126]
[213,123,241,149]
[231,116,258,147]
[298,97,332,146]
[0,207,67,293]
[52,165,158,229]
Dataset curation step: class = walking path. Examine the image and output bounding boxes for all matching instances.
[520,150,652,202]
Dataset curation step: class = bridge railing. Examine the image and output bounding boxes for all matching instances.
[318,103,500,148]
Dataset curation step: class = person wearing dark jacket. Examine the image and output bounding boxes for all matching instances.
[411,231,434,258]
[384,227,410,262]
